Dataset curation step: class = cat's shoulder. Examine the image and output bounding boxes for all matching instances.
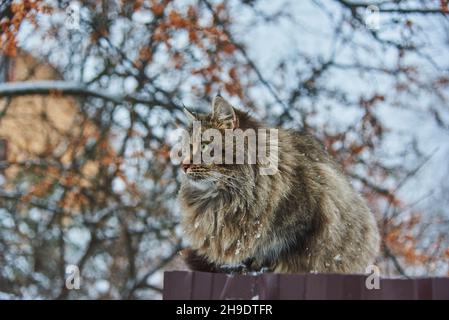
[284,129,326,150]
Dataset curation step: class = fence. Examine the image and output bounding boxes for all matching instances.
[163,271,449,300]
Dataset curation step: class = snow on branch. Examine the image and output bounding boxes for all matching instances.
[336,0,449,14]
[0,80,181,111]
[0,80,122,104]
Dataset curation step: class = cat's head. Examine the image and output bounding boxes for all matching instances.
[180,96,259,190]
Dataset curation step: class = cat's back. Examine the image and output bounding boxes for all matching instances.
[272,129,380,273]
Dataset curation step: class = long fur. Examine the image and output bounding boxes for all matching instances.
[178,97,380,274]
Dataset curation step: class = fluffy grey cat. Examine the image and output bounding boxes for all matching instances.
[178,96,380,274]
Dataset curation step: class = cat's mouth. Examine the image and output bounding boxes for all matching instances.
[183,168,218,190]
[183,164,208,174]
[183,165,210,180]
[186,172,208,181]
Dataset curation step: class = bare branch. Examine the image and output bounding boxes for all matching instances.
[337,0,449,15]
[0,80,122,103]
[0,81,180,111]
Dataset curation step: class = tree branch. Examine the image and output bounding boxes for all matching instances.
[337,0,449,15]
[200,0,289,112]
[122,241,182,299]
[0,80,180,110]
[382,241,410,278]
[0,80,122,104]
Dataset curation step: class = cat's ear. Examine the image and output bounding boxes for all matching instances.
[211,95,239,128]
[183,106,197,123]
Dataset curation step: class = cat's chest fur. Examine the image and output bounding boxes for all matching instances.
[179,185,273,266]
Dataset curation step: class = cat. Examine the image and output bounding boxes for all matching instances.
[177,95,380,274]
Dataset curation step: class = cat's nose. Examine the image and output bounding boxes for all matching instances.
[182,163,191,172]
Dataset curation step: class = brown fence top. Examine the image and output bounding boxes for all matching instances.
[163,271,449,300]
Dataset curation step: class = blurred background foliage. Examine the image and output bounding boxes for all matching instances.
[0,0,449,299]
